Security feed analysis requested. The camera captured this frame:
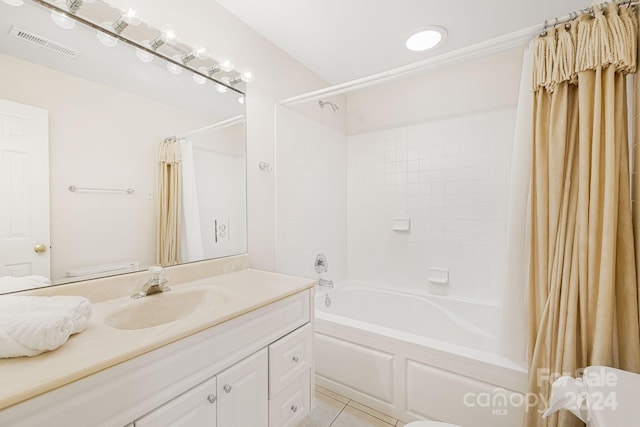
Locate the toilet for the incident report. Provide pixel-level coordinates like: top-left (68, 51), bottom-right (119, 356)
top-left (405, 422), bottom-right (461, 427)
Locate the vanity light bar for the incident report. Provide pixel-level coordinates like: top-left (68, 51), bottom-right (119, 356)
top-left (34, 0), bottom-right (252, 92)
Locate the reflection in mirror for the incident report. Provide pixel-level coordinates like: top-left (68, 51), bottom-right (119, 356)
top-left (0, 0), bottom-right (247, 293)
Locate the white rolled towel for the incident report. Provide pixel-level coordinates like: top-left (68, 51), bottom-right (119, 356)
top-left (0, 311), bottom-right (74, 358)
top-left (0, 295), bottom-right (92, 334)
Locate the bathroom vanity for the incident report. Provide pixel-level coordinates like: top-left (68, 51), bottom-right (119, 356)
top-left (0, 259), bottom-right (315, 427)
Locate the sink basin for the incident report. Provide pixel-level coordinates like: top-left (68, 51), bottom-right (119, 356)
top-left (104, 288), bottom-right (217, 330)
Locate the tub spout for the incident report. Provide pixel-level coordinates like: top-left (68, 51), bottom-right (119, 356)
top-left (318, 278), bottom-right (333, 289)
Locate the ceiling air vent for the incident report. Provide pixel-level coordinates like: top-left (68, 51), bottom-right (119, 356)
top-left (8, 25), bottom-right (80, 58)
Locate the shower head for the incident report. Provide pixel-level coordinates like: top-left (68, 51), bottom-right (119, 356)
top-left (318, 100), bottom-right (340, 113)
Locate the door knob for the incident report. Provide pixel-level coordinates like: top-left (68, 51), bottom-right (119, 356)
top-left (207, 394), bottom-right (216, 404)
top-left (34, 244), bottom-right (48, 254)
top-left (223, 384), bottom-right (232, 393)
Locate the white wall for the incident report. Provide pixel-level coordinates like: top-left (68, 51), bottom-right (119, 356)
top-left (276, 108), bottom-right (347, 281)
top-left (347, 48), bottom-right (523, 135)
top-left (343, 49), bottom-right (524, 302)
top-left (0, 53), bottom-right (209, 281)
top-left (106, 0), bottom-right (334, 271)
top-left (347, 108), bottom-right (515, 302)
top-left (192, 124), bottom-right (246, 259)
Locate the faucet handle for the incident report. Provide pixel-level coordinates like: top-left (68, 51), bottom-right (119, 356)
top-left (149, 266), bottom-right (163, 275)
top-left (148, 266), bottom-right (167, 283)
top-left (315, 253), bottom-right (328, 274)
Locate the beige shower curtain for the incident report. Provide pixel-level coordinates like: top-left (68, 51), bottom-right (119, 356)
top-left (157, 138), bottom-right (181, 267)
top-left (527, 4), bottom-right (640, 427)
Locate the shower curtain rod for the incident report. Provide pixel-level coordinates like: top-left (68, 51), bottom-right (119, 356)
top-left (172, 114), bottom-right (245, 139)
top-left (280, 0), bottom-right (639, 107)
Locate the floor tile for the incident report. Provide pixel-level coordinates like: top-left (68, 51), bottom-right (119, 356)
top-left (330, 405), bottom-right (395, 427)
top-left (348, 400), bottom-right (397, 425)
top-left (297, 393), bottom-right (346, 427)
top-left (316, 385), bottom-right (350, 404)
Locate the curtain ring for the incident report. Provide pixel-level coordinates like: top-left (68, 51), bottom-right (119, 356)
top-left (565, 14), bottom-right (573, 30)
top-left (540, 19), bottom-right (548, 37)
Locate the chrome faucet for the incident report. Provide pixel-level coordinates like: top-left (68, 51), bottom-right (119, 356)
top-left (315, 254), bottom-right (334, 289)
top-left (132, 266), bottom-right (170, 299)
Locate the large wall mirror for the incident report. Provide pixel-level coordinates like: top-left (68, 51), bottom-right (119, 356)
top-left (0, 0), bottom-right (247, 293)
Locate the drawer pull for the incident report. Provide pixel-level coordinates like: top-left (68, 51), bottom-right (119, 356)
top-left (292, 356), bottom-right (300, 363)
top-left (207, 394), bottom-right (217, 404)
top-left (291, 405), bottom-right (298, 413)
top-left (223, 384), bottom-right (232, 393)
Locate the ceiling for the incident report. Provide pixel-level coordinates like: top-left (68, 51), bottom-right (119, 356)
top-left (216, 0), bottom-right (592, 84)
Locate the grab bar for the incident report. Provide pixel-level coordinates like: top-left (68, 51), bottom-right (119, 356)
top-left (68, 185), bottom-right (135, 195)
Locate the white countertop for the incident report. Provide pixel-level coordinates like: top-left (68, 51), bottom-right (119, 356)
top-left (0, 268), bottom-right (315, 410)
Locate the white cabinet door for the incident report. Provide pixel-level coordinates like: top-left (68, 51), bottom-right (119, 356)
top-left (217, 348), bottom-right (268, 427)
top-left (134, 376), bottom-right (217, 427)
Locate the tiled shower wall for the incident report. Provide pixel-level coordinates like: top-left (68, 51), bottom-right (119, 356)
top-left (347, 108), bottom-right (516, 302)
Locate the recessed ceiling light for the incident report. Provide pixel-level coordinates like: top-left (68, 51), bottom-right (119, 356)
top-left (405, 26), bottom-right (446, 52)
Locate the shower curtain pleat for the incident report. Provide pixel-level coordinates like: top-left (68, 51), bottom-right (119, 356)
top-left (526, 4), bottom-right (640, 427)
top-left (157, 139), bottom-right (181, 267)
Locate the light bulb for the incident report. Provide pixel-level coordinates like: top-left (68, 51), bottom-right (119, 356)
top-left (1, 0), bottom-right (24, 6)
top-left (51, 10), bottom-right (76, 29)
top-left (218, 55), bottom-right (234, 72)
top-left (192, 73), bottom-right (206, 85)
top-left (149, 26), bottom-right (179, 50)
top-left (96, 26), bottom-right (117, 47)
top-left (112, 9), bottom-right (140, 34)
top-left (239, 67), bottom-right (254, 83)
top-left (123, 8), bottom-right (140, 25)
top-left (229, 67), bottom-right (254, 85)
top-left (135, 44), bottom-right (154, 63)
top-left (181, 47), bottom-right (208, 64)
top-left (166, 62), bottom-right (183, 75)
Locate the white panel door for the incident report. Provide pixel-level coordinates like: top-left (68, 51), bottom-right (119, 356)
top-left (217, 348), bottom-right (268, 427)
top-left (0, 99), bottom-right (50, 278)
top-left (134, 376), bottom-right (217, 427)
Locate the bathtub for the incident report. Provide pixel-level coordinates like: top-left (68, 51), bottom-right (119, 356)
top-left (314, 284), bottom-right (528, 427)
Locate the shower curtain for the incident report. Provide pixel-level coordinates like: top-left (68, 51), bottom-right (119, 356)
top-left (178, 139), bottom-right (204, 262)
top-left (499, 45), bottom-right (533, 364)
top-left (525, 4), bottom-right (640, 427)
top-left (157, 138), bottom-right (181, 266)
top-left (157, 138), bottom-right (204, 266)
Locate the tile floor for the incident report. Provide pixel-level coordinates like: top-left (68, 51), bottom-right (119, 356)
top-left (298, 385), bottom-right (407, 427)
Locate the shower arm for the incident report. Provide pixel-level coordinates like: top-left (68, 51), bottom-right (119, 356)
top-left (318, 100), bottom-right (340, 113)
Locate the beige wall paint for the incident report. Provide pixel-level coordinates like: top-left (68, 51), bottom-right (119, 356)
top-left (105, 0), bottom-right (338, 271)
top-left (0, 53), bottom-right (210, 280)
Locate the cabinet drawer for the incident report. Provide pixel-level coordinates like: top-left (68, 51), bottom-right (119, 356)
top-left (269, 323), bottom-right (313, 397)
top-left (134, 376), bottom-right (216, 426)
top-left (269, 370), bottom-right (311, 427)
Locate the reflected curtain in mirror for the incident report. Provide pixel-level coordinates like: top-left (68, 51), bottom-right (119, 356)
top-left (178, 139), bottom-right (204, 263)
top-left (157, 139), bottom-right (181, 267)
